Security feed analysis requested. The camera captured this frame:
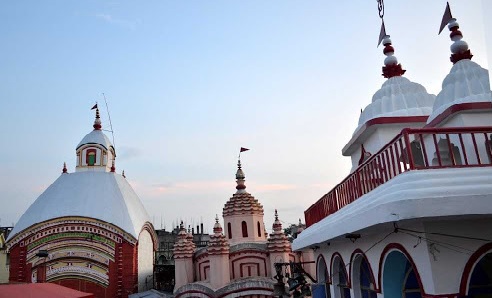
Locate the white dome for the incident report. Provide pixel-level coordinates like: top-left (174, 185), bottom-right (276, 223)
top-left (76, 130), bottom-right (113, 150)
top-left (427, 59), bottom-right (492, 123)
top-left (356, 76), bottom-right (435, 133)
top-left (8, 172), bottom-right (151, 240)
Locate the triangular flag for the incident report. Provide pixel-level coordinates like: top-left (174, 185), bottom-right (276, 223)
top-left (240, 147), bottom-right (249, 152)
top-left (91, 103), bottom-right (98, 110)
top-left (377, 21), bottom-right (387, 47)
top-left (439, 2), bottom-right (453, 35)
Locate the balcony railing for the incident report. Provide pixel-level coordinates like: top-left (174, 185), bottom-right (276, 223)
top-left (304, 126), bottom-right (492, 228)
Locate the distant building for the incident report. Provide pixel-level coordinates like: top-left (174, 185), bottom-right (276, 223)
top-left (0, 227), bottom-right (12, 283)
top-left (154, 225), bottom-right (210, 292)
top-left (173, 161), bottom-right (315, 298)
top-left (6, 109), bottom-right (157, 298)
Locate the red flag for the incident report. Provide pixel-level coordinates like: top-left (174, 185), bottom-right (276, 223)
top-left (377, 21), bottom-right (387, 47)
top-left (240, 147), bottom-right (249, 152)
top-left (91, 103), bottom-right (98, 110)
top-left (439, 2), bottom-right (453, 35)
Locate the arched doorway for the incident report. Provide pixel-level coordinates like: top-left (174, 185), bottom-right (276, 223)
top-left (351, 254), bottom-right (377, 298)
top-left (382, 250), bottom-right (422, 298)
top-left (313, 255), bottom-right (330, 298)
top-left (332, 256), bottom-right (351, 298)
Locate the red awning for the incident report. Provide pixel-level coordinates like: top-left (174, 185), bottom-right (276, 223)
top-left (0, 283), bottom-right (94, 298)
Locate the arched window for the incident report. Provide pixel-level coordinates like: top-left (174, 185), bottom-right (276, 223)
top-left (227, 223), bottom-right (232, 239)
top-left (332, 256), bottom-right (351, 298)
top-left (242, 221), bottom-right (248, 237)
top-left (257, 221), bottom-right (261, 237)
top-left (466, 252), bottom-right (492, 296)
top-left (359, 257), bottom-right (377, 298)
top-left (383, 250), bottom-right (422, 298)
top-left (86, 149), bottom-right (96, 166)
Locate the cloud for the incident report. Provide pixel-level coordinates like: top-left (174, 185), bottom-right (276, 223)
top-left (94, 13), bottom-right (140, 30)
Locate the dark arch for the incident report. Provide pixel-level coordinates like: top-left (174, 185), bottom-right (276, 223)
top-left (317, 254), bottom-right (329, 283)
top-left (332, 254), bottom-right (351, 298)
top-left (350, 249), bottom-right (378, 296)
top-left (257, 221), bottom-right (261, 237)
top-left (460, 242), bottom-right (492, 296)
top-left (241, 221), bottom-right (248, 237)
top-left (227, 222), bottom-right (232, 239)
top-left (378, 243), bottom-right (424, 298)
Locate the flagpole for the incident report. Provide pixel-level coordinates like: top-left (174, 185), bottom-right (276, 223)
top-left (102, 93), bottom-right (116, 150)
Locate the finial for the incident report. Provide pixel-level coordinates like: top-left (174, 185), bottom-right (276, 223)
top-left (62, 162), bottom-right (68, 174)
top-left (93, 107), bottom-right (102, 130)
top-left (235, 159), bottom-right (246, 193)
top-left (110, 160), bottom-right (115, 172)
top-left (381, 34), bottom-right (406, 78)
top-left (122, 170), bottom-right (126, 178)
top-left (215, 214), bottom-right (219, 224)
top-left (439, 2), bottom-right (472, 64)
top-left (298, 218), bottom-right (302, 225)
top-left (180, 221), bottom-right (184, 229)
top-left (275, 209), bottom-right (278, 221)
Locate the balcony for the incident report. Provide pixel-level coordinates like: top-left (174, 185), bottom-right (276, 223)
top-left (304, 126), bottom-right (492, 228)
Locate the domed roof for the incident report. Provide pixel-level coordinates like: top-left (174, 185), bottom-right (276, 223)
top-left (427, 59), bottom-right (491, 123)
top-left (355, 35), bottom-right (435, 134)
top-left (76, 129), bottom-right (113, 150)
top-left (357, 76), bottom-right (435, 128)
top-left (8, 171), bottom-right (151, 240)
top-left (222, 161), bottom-right (264, 217)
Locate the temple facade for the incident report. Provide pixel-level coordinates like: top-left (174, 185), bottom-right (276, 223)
top-left (6, 108), bottom-right (157, 298)
top-left (173, 161), bottom-right (316, 298)
top-left (294, 6), bottom-right (492, 298)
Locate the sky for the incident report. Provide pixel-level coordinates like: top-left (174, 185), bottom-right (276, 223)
top-left (0, 0), bottom-right (489, 234)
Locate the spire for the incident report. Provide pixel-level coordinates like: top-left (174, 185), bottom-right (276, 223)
top-left (235, 159), bottom-right (246, 193)
top-left (213, 215), bottom-right (223, 234)
top-left (93, 108), bottom-right (102, 130)
top-left (273, 209), bottom-right (282, 232)
top-left (62, 162), bottom-right (68, 174)
top-left (122, 170), bottom-right (126, 178)
top-left (440, 4), bottom-right (473, 64)
top-left (110, 160), bottom-right (115, 173)
top-left (381, 33), bottom-right (406, 78)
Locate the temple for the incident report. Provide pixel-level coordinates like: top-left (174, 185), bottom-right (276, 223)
top-left (294, 5), bottom-right (492, 298)
top-left (6, 108), bottom-right (157, 298)
top-left (173, 160), bottom-right (316, 298)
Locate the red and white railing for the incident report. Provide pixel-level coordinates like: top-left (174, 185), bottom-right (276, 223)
top-left (304, 126), bottom-right (492, 227)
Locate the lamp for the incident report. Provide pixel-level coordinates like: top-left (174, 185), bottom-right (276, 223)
top-left (272, 282), bottom-right (289, 297)
top-left (345, 233), bottom-right (361, 243)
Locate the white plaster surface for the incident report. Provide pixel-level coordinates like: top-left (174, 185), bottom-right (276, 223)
top-left (293, 167), bottom-right (492, 251)
top-left (138, 229), bottom-right (154, 292)
top-left (356, 76), bottom-right (435, 135)
top-left (427, 59), bottom-right (492, 124)
top-left (76, 129), bottom-right (114, 150)
top-left (8, 171), bottom-right (151, 240)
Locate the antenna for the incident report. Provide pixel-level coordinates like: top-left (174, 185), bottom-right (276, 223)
top-left (102, 93), bottom-right (116, 149)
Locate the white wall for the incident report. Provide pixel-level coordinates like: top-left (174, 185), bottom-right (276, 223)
top-left (137, 229), bottom-right (154, 292)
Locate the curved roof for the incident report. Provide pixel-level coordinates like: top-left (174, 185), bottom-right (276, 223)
top-left (356, 76), bottom-right (435, 134)
top-left (8, 172), bottom-right (150, 240)
top-left (427, 59), bottom-right (491, 123)
top-left (76, 130), bottom-right (113, 151)
top-left (223, 192), bottom-right (264, 217)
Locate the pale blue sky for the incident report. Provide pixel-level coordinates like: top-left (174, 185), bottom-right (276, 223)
top-left (0, 1), bottom-right (488, 233)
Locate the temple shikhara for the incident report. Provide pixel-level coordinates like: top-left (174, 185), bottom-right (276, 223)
top-left (173, 160), bottom-right (315, 298)
top-left (294, 4), bottom-right (492, 298)
top-left (6, 108), bottom-right (157, 298)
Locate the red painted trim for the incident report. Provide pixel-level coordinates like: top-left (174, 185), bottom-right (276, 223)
top-left (231, 255), bottom-right (267, 279)
top-left (329, 252), bottom-right (350, 287)
top-left (459, 242), bottom-right (492, 296)
top-left (240, 262), bottom-right (260, 278)
top-left (86, 149), bottom-right (97, 166)
top-left (203, 265), bottom-right (210, 281)
top-left (377, 243), bottom-right (424, 296)
top-left (175, 290), bottom-right (214, 298)
top-left (344, 116), bottom-right (429, 155)
top-left (426, 102), bottom-right (492, 128)
top-left (217, 287), bottom-right (273, 298)
top-left (316, 254), bottom-right (329, 283)
top-left (349, 249), bottom-right (379, 292)
top-left (198, 260), bottom-right (210, 281)
top-left (328, 252), bottom-right (343, 285)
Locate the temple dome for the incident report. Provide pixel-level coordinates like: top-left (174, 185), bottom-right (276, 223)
top-left (427, 59), bottom-right (491, 123)
top-left (223, 193), bottom-right (264, 217)
top-left (7, 172), bottom-right (151, 240)
top-left (357, 76), bottom-right (435, 132)
top-left (76, 129), bottom-right (113, 151)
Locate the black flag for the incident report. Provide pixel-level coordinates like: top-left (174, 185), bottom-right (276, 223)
top-left (91, 103), bottom-right (98, 110)
top-left (377, 21), bottom-right (387, 47)
top-left (439, 2), bottom-right (453, 35)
